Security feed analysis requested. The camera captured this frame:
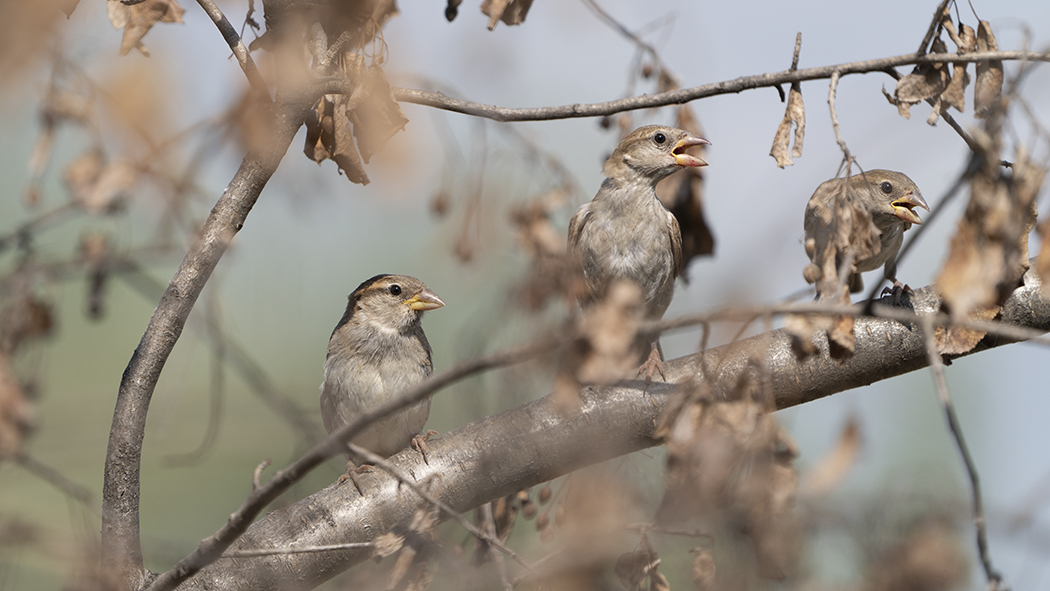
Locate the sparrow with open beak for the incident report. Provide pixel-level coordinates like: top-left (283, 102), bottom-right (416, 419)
top-left (320, 274), bottom-right (444, 488)
top-left (803, 169), bottom-right (929, 294)
top-left (568, 125), bottom-right (710, 380)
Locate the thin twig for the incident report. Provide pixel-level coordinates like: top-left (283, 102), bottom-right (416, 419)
top-left (827, 71), bottom-right (852, 164)
top-left (916, 0), bottom-right (953, 55)
top-left (918, 316), bottom-right (1006, 591)
top-left (377, 51), bottom-right (1050, 123)
top-left (347, 443), bottom-right (531, 570)
top-left (195, 0), bottom-right (269, 100)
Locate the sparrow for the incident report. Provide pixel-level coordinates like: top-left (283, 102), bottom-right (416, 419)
top-left (320, 274), bottom-right (444, 487)
top-left (568, 125), bottom-right (710, 380)
top-left (803, 170), bottom-right (928, 295)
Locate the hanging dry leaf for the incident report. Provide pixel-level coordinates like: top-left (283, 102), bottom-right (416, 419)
top-left (938, 140), bottom-right (1041, 317)
top-left (481, 0), bottom-right (534, 30)
top-left (691, 547), bottom-right (716, 591)
top-left (933, 304), bottom-right (1000, 355)
top-left (0, 352), bottom-right (34, 460)
top-left (615, 550), bottom-right (659, 591)
top-left (770, 83), bottom-right (805, 168)
top-left (866, 524), bottom-right (969, 591)
top-left (974, 21), bottom-right (1003, 119)
top-left (800, 416), bottom-right (861, 497)
top-left (346, 65), bottom-right (409, 164)
top-left (304, 95), bottom-right (370, 184)
top-left (885, 60), bottom-right (949, 119)
top-left (63, 148), bottom-right (136, 213)
top-left (107, 0), bottom-right (185, 57)
top-left (554, 281), bottom-right (642, 412)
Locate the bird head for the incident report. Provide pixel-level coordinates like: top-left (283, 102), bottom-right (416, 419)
top-left (602, 125), bottom-right (710, 184)
top-left (337, 274), bottom-right (444, 335)
top-left (851, 170), bottom-right (929, 227)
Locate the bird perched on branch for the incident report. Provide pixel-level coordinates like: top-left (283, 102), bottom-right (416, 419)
top-left (803, 169), bottom-right (929, 296)
top-left (320, 274), bottom-right (444, 489)
top-left (568, 125), bottom-right (710, 380)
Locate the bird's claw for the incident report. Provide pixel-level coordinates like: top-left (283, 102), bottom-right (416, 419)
top-left (636, 343), bottom-right (667, 387)
top-left (411, 430), bottom-right (439, 465)
top-left (338, 460), bottom-right (371, 495)
top-left (880, 281), bottom-right (913, 305)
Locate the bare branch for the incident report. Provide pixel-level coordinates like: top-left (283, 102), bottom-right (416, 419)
top-left (100, 97), bottom-right (310, 591)
top-left (168, 276), bottom-right (1050, 590)
top-left (377, 51), bottom-right (1050, 123)
top-left (195, 0), bottom-right (269, 99)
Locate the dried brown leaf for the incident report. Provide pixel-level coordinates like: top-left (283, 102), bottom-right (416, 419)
top-left (372, 532), bottom-right (404, 558)
top-left (304, 95), bottom-right (370, 185)
top-left (770, 83), bottom-right (805, 168)
top-left (107, 0), bottom-right (185, 57)
top-left (615, 550), bottom-right (658, 591)
top-left (691, 548), bottom-right (716, 591)
top-left (934, 305), bottom-right (1000, 355)
top-left (888, 62), bottom-right (949, 119)
top-left (974, 21), bottom-right (1003, 119)
top-left (938, 139), bottom-right (1041, 316)
top-left (867, 524), bottom-right (968, 591)
top-left (0, 353), bottom-right (34, 460)
top-left (63, 149), bottom-right (135, 214)
top-left (481, 0), bottom-right (534, 30)
top-left (801, 416), bottom-right (861, 497)
top-left (346, 65), bottom-right (409, 164)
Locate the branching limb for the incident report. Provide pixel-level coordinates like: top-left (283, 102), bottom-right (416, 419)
top-left (100, 96), bottom-right (311, 591)
top-left (167, 276), bottom-right (1050, 590)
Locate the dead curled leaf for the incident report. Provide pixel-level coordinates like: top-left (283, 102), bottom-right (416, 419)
top-left (481, 0), bottom-right (534, 30)
top-left (974, 20), bottom-right (1004, 119)
top-left (770, 83), bottom-right (805, 168)
top-left (553, 281), bottom-right (642, 412)
top-left (0, 352), bottom-right (34, 460)
top-left (933, 304), bottom-right (1000, 355)
top-left (62, 148), bottom-right (136, 214)
top-left (884, 56), bottom-right (949, 119)
top-left (303, 62), bottom-right (408, 185)
top-left (937, 139), bottom-right (1043, 318)
top-left (691, 547), bottom-right (716, 591)
top-left (106, 0), bottom-right (185, 56)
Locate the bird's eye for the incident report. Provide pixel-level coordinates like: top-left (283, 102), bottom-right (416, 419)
top-left (653, 132), bottom-right (667, 144)
top-left (880, 181), bottom-right (893, 194)
top-left (388, 284), bottom-right (402, 296)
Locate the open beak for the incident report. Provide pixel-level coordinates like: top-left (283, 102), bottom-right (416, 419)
top-left (673, 134), bottom-right (711, 167)
top-left (891, 191), bottom-right (930, 225)
top-left (405, 289), bottom-right (445, 311)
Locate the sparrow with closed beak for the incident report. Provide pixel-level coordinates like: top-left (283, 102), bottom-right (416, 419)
top-left (320, 274), bottom-right (444, 488)
top-left (568, 125), bottom-right (710, 380)
top-left (803, 169), bottom-right (929, 295)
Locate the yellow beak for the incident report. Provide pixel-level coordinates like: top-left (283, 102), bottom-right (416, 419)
top-left (405, 289), bottom-right (445, 311)
top-left (891, 191), bottom-right (930, 225)
top-left (673, 134), bottom-right (711, 167)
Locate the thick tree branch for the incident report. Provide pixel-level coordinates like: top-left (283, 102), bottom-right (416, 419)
top-left (170, 273), bottom-right (1050, 590)
top-left (379, 51), bottom-right (1050, 122)
top-left (100, 98), bottom-right (308, 591)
